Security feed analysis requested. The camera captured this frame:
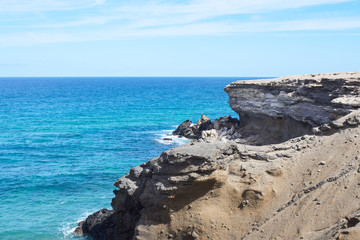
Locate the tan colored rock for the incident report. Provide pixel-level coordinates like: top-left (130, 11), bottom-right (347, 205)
top-left (201, 129), bottom-right (218, 139)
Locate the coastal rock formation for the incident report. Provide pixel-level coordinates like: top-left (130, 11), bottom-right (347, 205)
top-left (172, 120), bottom-right (194, 138)
top-left (172, 115), bottom-right (213, 139)
top-left (173, 115), bottom-right (241, 141)
top-left (77, 72), bottom-right (360, 240)
top-left (225, 72), bottom-right (360, 144)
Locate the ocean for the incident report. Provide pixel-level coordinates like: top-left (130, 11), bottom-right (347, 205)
top-left (0, 77), bottom-right (260, 239)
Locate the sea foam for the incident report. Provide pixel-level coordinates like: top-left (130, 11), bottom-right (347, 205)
top-left (154, 129), bottom-right (189, 146)
top-left (59, 211), bottom-right (92, 239)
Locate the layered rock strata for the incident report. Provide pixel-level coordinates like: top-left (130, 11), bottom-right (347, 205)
top-left (77, 72), bottom-right (360, 240)
top-left (225, 72), bottom-right (360, 144)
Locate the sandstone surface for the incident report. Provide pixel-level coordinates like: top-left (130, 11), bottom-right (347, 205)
top-left (77, 72), bottom-right (360, 240)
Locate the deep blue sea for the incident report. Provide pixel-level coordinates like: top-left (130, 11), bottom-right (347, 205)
top-left (0, 77), bottom-right (260, 239)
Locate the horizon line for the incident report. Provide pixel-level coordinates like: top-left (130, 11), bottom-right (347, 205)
top-left (0, 76), bottom-right (277, 78)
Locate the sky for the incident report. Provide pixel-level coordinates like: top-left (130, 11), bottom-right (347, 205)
top-left (0, 0), bottom-right (359, 77)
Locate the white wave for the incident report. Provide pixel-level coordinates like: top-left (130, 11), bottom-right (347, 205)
top-left (154, 129), bottom-right (189, 146)
top-left (59, 211), bottom-right (93, 239)
top-left (172, 122), bottom-right (195, 128)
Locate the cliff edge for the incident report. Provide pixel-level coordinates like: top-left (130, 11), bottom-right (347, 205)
top-left (76, 72), bottom-right (360, 240)
top-left (225, 72), bottom-right (360, 144)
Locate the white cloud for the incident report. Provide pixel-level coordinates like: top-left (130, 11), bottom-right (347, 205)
top-left (3, 0), bottom-right (352, 29)
top-left (0, 0), bottom-right (358, 45)
top-left (0, 0), bottom-right (105, 12)
top-left (1, 17), bottom-right (360, 46)
top-left (98, 0), bottom-right (354, 28)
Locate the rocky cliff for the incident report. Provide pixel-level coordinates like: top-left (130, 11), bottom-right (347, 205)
top-left (76, 72), bottom-right (360, 240)
top-left (225, 72), bottom-right (360, 144)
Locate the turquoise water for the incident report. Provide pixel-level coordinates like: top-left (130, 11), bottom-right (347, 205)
top-left (0, 77), bottom-right (259, 239)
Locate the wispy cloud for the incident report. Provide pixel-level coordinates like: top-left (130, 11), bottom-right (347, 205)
top-left (0, 0), bottom-right (358, 45)
top-left (0, 0), bottom-right (351, 14)
top-left (2, 17), bottom-right (360, 46)
top-left (0, 0), bottom-right (105, 12)
top-left (25, 0), bottom-right (354, 28)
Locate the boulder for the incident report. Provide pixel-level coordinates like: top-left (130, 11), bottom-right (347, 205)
top-left (172, 120), bottom-right (192, 136)
top-left (172, 115), bottom-right (214, 139)
top-left (196, 114), bottom-right (213, 131)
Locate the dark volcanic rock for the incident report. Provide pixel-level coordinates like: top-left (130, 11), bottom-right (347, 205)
top-left (77, 209), bottom-right (117, 240)
top-left (172, 115), bottom-right (214, 139)
top-left (196, 114), bottom-right (213, 132)
top-left (213, 115), bottom-right (239, 131)
top-left (172, 120), bottom-right (192, 136)
top-left (173, 115), bottom-right (242, 141)
top-left (172, 120), bottom-right (198, 139)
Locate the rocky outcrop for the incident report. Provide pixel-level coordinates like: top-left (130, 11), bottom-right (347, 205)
top-left (173, 115), bottom-right (241, 141)
top-left (77, 140), bottom-right (241, 239)
top-left (77, 72), bottom-right (360, 240)
top-left (172, 73), bottom-right (360, 145)
top-left (225, 72), bottom-right (360, 144)
top-left (172, 120), bottom-right (195, 138)
top-left (172, 115), bottom-right (213, 139)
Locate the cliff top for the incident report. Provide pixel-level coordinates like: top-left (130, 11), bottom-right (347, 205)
top-left (227, 71), bottom-right (360, 86)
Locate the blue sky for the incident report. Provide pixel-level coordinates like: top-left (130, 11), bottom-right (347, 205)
top-left (0, 0), bottom-right (359, 77)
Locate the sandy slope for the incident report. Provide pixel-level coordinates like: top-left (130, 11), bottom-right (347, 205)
top-left (133, 126), bottom-right (359, 240)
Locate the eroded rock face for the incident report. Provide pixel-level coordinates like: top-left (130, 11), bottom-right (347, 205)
top-left (79, 127), bottom-right (360, 240)
top-left (225, 72), bottom-right (360, 143)
top-left (79, 140), bottom-right (241, 239)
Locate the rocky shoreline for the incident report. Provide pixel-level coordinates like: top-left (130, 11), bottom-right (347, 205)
top-left (172, 115), bottom-right (241, 141)
top-left (76, 72), bottom-right (360, 240)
